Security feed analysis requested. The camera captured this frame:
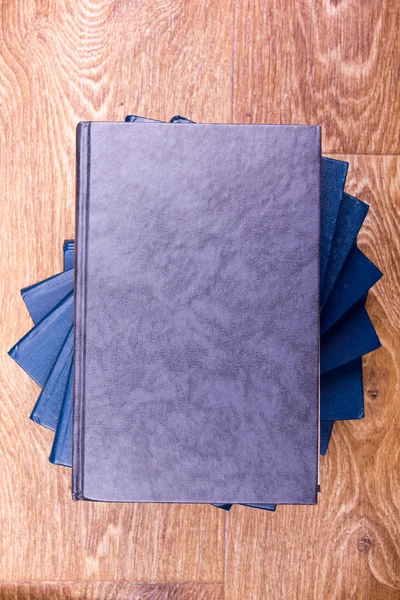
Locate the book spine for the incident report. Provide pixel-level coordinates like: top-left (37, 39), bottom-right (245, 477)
top-left (72, 122), bottom-right (91, 500)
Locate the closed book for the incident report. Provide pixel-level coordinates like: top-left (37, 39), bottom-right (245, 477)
top-left (21, 269), bottom-right (74, 324)
top-left (8, 292), bottom-right (73, 387)
top-left (320, 158), bottom-right (349, 285)
top-left (168, 115), bottom-right (347, 290)
top-left (73, 122), bottom-right (320, 504)
top-left (30, 327), bottom-right (74, 430)
top-left (28, 242), bottom-right (75, 430)
top-left (320, 246), bottom-right (383, 336)
top-left (50, 365), bottom-right (74, 467)
top-left (321, 193), bottom-right (369, 307)
top-left (320, 358), bottom-right (364, 421)
top-left (63, 240), bottom-right (75, 270)
top-left (320, 301), bottom-right (381, 374)
top-left (320, 421), bottom-right (334, 455)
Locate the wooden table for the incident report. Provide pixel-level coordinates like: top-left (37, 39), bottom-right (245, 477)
top-left (0, 2), bottom-right (399, 598)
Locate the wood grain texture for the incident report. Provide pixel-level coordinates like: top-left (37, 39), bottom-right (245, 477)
top-left (0, 0), bottom-right (399, 597)
top-left (233, 0), bottom-right (400, 154)
top-left (225, 155), bottom-right (400, 600)
top-left (0, 0), bottom-right (230, 583)
top-left (0, 583), bottom-right (223, 600)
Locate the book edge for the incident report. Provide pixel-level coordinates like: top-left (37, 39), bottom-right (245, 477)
top-left (72, 122), bottom-right (91, 500)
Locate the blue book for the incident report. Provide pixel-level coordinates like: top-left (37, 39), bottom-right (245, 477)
top-left (321, 358), bottom-right (364, 420)
top-left (63, 240), bottom-right (75, 270)
top-left (320, 421), bottom-right (334, 455)
top-left (30, 327), bottom-right (74, 430)
top-left (21, 242), bottom-right (74, 324)
top-left (320, 302), bottom-right (381, 375)
top-left (8, 292), bottom-right (74, 387)
top-left (49, 365), bottom-right (73, 467)
top-left (27, 242), bottom-right (75, 430)
top-left (320, 246), bottom-right (382, 336)
top-left (21, 269), bottom-right (74, 325)
top-left (321, 193), bottom-right (369, 307)
top-left (320, 158), bottom-right (349, 286)
top-left (125, 115), bottom-right (163, 123)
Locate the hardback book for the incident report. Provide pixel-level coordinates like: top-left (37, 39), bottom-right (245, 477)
top-left (165, 115), bottom-right (349, 293)
top-left (21, 269), bottom-right (74, 324)
top-left (319, 158), bottom-right (349, 286)
top-left (320, 300), bottom-right (381, 374)
top-left (8, 292), bottom-right (73, 386)
top-left (30, 327), bottom-right (74, 430)
top-left (320, 246), bottom-right (383, 336)
top-left (29, 242), bottom-right (75, 430)
top-left (321, 194), bottom-right (369, 307)
top-left (63, 240), bottom-right (75, 271)
top-left (320, 358), bottom-right (364, 421)
top-left (320, 420), bottom-right (334, 456)
top-left (73, 122), bottom-right (321, 504)
top-left (50, 365), bottom-right (74, 466)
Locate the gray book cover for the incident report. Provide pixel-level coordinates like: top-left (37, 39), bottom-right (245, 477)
top-left (73, 122), bottom-right (321, 504)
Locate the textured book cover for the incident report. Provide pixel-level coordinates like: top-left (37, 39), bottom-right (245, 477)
top-left (319, 158), bottom-right (348, 286)
top-left (50, 365), bottom-right (74, 466)
top-left (321, 193), bottom-right (369, 307)
top-left (73, 122), bottom-right (321, 504)
top-left (63, 240), bottom-right (75, 271)
top-left (30, 327), bottom-right (74, 430)
top-left (8, 292), bottom-right (73, 387)
top-left (320, 358), bottom-right (364, 421)
top-left (320, 301), bottom-right (381, 374)
top-left (320, 246), bottom-right (383, 336)
top-left (21, 269), bottom-right (74, 324)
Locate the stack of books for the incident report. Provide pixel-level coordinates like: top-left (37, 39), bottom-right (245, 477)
top-left (9, 115), bottom-right (382, 511)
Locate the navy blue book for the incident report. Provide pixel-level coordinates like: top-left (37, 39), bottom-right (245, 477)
top-left (30, 327), bottom-right (74, 430)
top-left (320, 158), bottom-right (349, 286)
top-left (320, 246), bottom-right (383, 336)
top-left (21, 269), bottom-right (74, 325)
top-left (50, 365), bottom-right (73, 467)
top-left (321, 193), bottom-right (369, 307)
top-left (8, 292), bottom-right (73, 386)
top-left (320, 301), bottom-right (381, 375)
top-left (125, 115), bottom-right (163, 123)
top-left (320, 421), bottom-right (334, 455)
top-left (63, 240), bottom-right (75, 270)
top-left (28, 242), bottom-right (75, 430)
top-left (321, 358), bottom-right (364, 420)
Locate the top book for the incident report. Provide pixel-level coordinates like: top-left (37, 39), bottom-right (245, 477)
top-left (73, 122), bottom-right (321, 505)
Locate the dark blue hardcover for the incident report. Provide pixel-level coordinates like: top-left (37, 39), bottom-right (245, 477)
top-left (49, 365), bottom-right (73, 467)
top-left (320, 421), bottom-right (334, 455)
top-left (21, 269), bottom-right (74, 325)
top-left (320, 302), bottom-right (381, 375)
top-left (63, 240), bottom-right (75, 270)
top-left (320, 158), bottom-right (349, 286)
top-left (8, 292), bottom-right (74, 386)
top-left (321, 193), bottom-right (369, 307)
top-left (320, 246), bottom-right (383, 336)
top-left (125, 115), bottom-right (163, 123)
top-left (321, 358), bottom-right (364, 420)
top-left (30, 327), bottom-right (74, 430)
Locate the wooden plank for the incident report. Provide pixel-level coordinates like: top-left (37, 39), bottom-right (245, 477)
top-left (0, 583), bottom-right (224, 600)
top-left (225, 154), bottom-right (400, 600)
top-left (0, 0), bottom-right (231, 582)
top-left (233, 0), bottom-right (400, 154)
